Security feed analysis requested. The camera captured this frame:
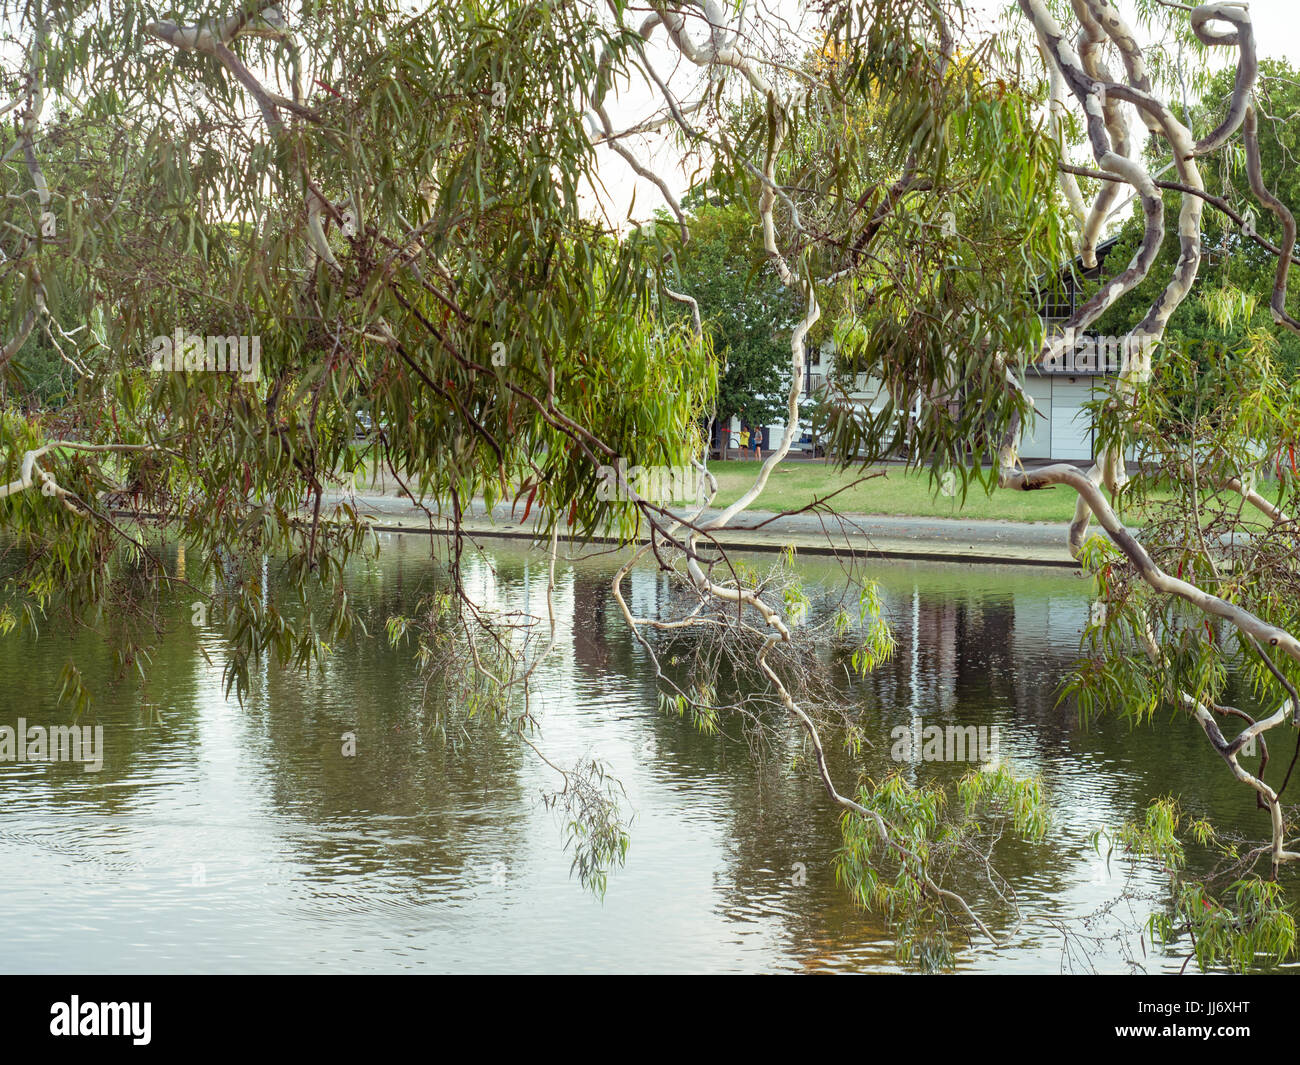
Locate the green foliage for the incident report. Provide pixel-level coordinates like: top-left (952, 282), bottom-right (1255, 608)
top-left (836, 766), bottom-right (1048, 971)
top-left (805, 40), bottom-right (1072, 487)
top-left (849, 579), bottom-right (894, 675)
top-left (1063, 335), bottom-right (1300, 735)
top-left (658, 687), bottom-right (721, 737)
top-left (664, 202), bottom-right (804, 428)
top-left (1097, 798), bottom-right (1298, 972)
top-left (542, 756), bottom-right (632, 898)
top-left (0, 0), bottom-right (715, 708)
top-left (5, 0), bottom-right (1295, 962)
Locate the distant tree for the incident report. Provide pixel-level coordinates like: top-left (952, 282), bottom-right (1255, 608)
top-left (665, 201), bottom-right (804, 440)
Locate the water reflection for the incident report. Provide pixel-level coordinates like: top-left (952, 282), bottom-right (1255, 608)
top-left (0, 536), bottom-right (1291, 972)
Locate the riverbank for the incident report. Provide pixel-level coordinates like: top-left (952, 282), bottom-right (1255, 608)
top-left (337, 492), bottom-right (1080, 568)
top-left (344, 455), bottom-right (1098, 524)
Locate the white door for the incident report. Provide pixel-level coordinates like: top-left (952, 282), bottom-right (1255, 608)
top-left (1050, 377), bottom-right (1095, 460)
top-left (1020, 376), bottom-right (1053, 459)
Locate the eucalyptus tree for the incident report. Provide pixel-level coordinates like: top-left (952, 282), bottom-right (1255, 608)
top-left (1087, 58), bottom-right (1300, 375)
top-left (999, 0), bottom-right (1300, 969)
top-left (3, 0), bottom-right (1294, 970)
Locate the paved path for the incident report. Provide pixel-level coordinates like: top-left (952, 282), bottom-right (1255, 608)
top-left (329, 492), bottom-right (1079, 568)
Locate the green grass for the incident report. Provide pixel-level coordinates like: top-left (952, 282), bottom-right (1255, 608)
top-left (706, 461), bottom-right (1082, 521)
top-left (708, 461), bottom-right (1290, 523)
top-left (343, 450), bottom-right (1284, 526)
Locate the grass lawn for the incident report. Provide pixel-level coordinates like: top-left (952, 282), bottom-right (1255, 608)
top-left (342, 447), bottom-right (1283, 526)
top-left (706, 461), bottom-right (1083, 522)
top-left (708, 461), bottom-right (1289, 523)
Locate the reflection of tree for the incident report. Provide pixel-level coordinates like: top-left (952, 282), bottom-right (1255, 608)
top-left (0, 542), bottom-right (213, 819)
top-left (954, 594), bottom-right (1016, 707)
top-left (249, 547), bottom-right (534, 888)
top-left (1011, 593), bottom-right (1090, 720)
top-left (706, 729), bottom-right (904, 971)
top-left (858, 577), bottom-right (1085, 727)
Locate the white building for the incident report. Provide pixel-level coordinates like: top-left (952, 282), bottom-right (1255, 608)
top-left (1019, 235), bottom-right (1125, 462)
top-left (713, 344), bottom-right (915, 457)
top-left (768, 237), bottom-right (1123, 463)
top-left (786, 343), bottom-right (1109, 463)
top-left (1017, 369), bottom-right (1102, 461)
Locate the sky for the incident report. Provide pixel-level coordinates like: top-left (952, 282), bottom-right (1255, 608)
top-left (587, 0), bottom-right (1300, 227)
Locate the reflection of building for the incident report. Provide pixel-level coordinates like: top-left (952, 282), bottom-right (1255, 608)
top-left (863, 589), bottom-right (960, 721)
top-left (913, 589), bottom-right (959, 716)
top-left (1010, 592), bottom-right (1092, 716)
top-left (627, 566), bottom-right (663, 623)
top-left (571, 576), bottom-right (610, 672)
top-left (862, 580), bottom-right (1089, 724)
top-left (570, 566), bottom-right (685, 682)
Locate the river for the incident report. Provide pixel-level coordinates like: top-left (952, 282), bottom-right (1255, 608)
top-left (0, 533), bottom-right (1290, 973)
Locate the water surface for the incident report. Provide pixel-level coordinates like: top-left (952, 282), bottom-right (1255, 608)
top-left (0, 536), bottom-right (1286, 972)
